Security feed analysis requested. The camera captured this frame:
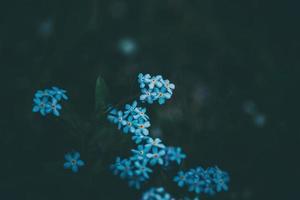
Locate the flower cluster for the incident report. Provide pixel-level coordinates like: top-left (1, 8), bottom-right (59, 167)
top-left (108, 74), bottom-right (185, 189)
top-left (110, 137), bottom-right (181, 189)
top-left (141, 187), bottom-right (174, 200)
top-left (138, 73), bottom-right (175, 105)
top-left (174, 166), bottom-right (229, 196)
top-left (32, 87), bottom-right (68, 117)
top-left (64, 151), bottom-right (85, 173)
top-left (108, 101), bottom-right (151, 136)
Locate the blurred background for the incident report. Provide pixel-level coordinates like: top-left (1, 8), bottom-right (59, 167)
top-left (0, 0), bottom-right (299, 199)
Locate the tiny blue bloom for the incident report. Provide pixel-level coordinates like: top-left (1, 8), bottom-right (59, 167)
top-left (124, 100), bottom-right (138, 116)
top-left (45, 98), bottom-right (62, 116)
top-left (131, 145), bottom-right (151, 161)
top-left (51, 86), bottom-right (68, 100)
top-left (123, 115), bottom-right (138, 134)
top-left (140, 88), bottom-right (156, 104)
top-left (135, 119), bottom-right (151, 136)
top-left (153, 87), bottom-right (172, 105)
top-left (117, 159), bottom-right (134, 178)
top-left (174, 171), bottom-right (187, 187)
top-left (64, 151), bottom-right (85, 173)
top-left (134, 160), bottom-right (152, 179)
top-left (145, 138), bottom-right (165, 149)
top-left (168, 147), bottom-right (186, 164)
top-left (32, 97), bottom-right (49, 116)
top-left (146, 147), bottom-right (165, 166)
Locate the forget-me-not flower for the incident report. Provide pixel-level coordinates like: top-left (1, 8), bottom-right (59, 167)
top-left (145, 138), bottom-right (165, 149)
top-left (135, 119), bottom-right (151, 135)
top-left (131, 145), bottom-right (151, 161)
top-left (64, 152), bottom-right (85, 173)
top-left (146, 147), bottom-right (165, 166)
top-left (134, 160), bottom-right (152, 179)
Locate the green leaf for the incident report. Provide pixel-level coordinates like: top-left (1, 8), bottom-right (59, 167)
top-left (95, 75), bottom-right (108, 116)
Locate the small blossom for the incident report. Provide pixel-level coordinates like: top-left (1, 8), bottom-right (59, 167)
top-left (134, 160), bottom-right (152, 179)
top-left (131, 145), bottom-right (151, 161)
top-left (45, 98), bottom-right (62, 116)
top-left (123, 116), bottom-right (137, 134)
top-left (135, 119), bottom-right (151, 135)
top-left (140, 88), bottom-right (156, 104)
top-left (50, 86), bottom-right (68, 100)
top-left (174, 171), bottom-right (187, 187)
top-left (133, 107), bottom-right (149, 121)
top-left (146, 147), bottom-right (165, 166)
top-left (154, 87), bottom-right (171, 105)
top-left (132, 134), bottom-right (149, 144)
top-left (64, 152), bottom-right (85, 173)
top-left (32, 97), bottom-right (48, 116)
top-left (124, 100), bottom-right (138, 116)
top-left (138, 73), bottom-right (151, 88)
top-left (117, 159), bottom-right (134, 178)
top-left (168, 147), bottom-right (186, 164)
top-left (148, 75), bottom-right (163, 89)
top-left (145, 138), bottom-right (165, 149)
top-left (162, 79), bottom-right (175, 94)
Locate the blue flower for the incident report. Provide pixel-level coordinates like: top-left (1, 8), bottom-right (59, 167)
top-left (134, 160), bottom-right (152, 179)
top-left (45, 98), bottom-right (62, 116)
top-left (64, 152), bottom-right (85, 173)
top-left (145, 138), bottom-right (165, 149)
top-left (174, 171), bottom-right (187, 187)
top-left (50, 86), bottom-right (68, 100)
top-left (208, 167), bottom-right (230, 192)
top-left (146, 147), bottom-right (165, 166)
top-left (133, 107), bottom-right (149, 121)
top-left (108, 110), bottom-right (127, 130)
top-left (34, 89), bottom-right (52, 98)
top-left (32, 97), bottom-right (49, 116)
top-left (138, 73), bottom-right (151, 88)
top-left (135, 119), bottom-right (151, 135)
top-left (123, 116), bottom-right (138, 134)
top-left (162, 79), bottom-right (175, 95)
top-left (107, 108), bottom-right (118, 122)
top-left (132, 134), bottom-right (149, 144)
top-left (153, 87), bottom-right (171, 105)
top-left (168, 147), bottom-right (186, 164)
top-left (117, 159), bottom-right (134, 178)
top-left (131, 145), bottom-right (151, 161)
top-left (148, 75), bottom-right (163, 89)
top-left (124, 100), bottom-right (138, 116)
top-left (140, 88), bottom-right (156, 104)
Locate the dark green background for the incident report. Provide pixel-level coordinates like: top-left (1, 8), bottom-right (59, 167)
top-left (0, 0), bottom-right (298, 199)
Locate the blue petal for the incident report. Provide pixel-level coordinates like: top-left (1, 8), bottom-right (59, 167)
top-left (64, 162), bottom-right (72, 169)
top-left (77, 160), bottom-right (85, 166)
top-left (71, 165), bottom-right (79, 173)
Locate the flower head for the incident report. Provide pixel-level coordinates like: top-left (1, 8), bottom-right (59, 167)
top-left (64, 152), bottom-right (85, 173)
top-left (138, 73), bottom-right (175, 105)
top-left (146, 147), bottom-right (165, 166)
top-left (32, 87), bottom-right (67, 117)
